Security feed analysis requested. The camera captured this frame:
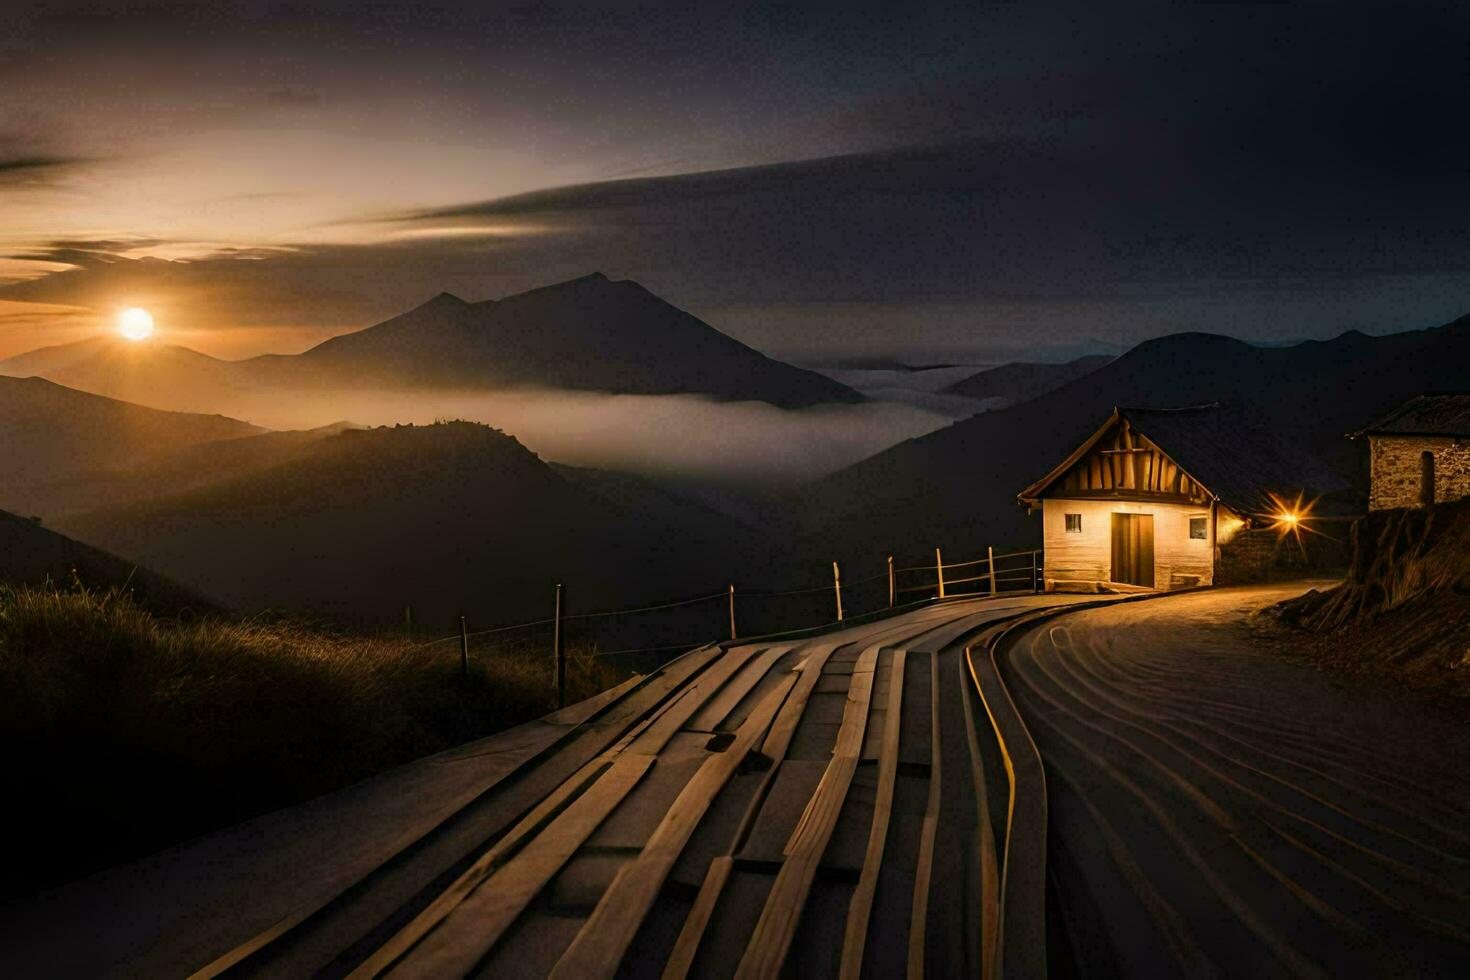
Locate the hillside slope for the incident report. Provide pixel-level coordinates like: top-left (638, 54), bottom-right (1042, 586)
top-left (1274, 498), bottom-right (1470, 698)
top-left (0, 376), bottom-right (263, 503)
top-left (942, 354), bottom-right (1111, 403)
top-left (0, 509), bottom-right (210, 612)
top-left (9, 423), bottom-right (357, 520)
top-left (61, 422), bottom-right (752, 626)
top-left (0, 335), bottom-right (257, 413)
top-left (798, 316), bottom-right (1470, 565)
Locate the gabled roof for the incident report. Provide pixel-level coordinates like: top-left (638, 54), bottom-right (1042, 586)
top-left (1355, 393), bottom-right (1470, 438)
top-left (1017, 403), bottom-right (1345, 517)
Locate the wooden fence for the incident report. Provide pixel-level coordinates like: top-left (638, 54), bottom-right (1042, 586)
top-left (417, 544), bottom-right (1043, 706)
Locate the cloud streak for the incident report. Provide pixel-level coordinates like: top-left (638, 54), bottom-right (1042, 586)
top-left (1, 4), bottom-right (1467, 359)
top-left (0, 154), bottom-right (88, 188)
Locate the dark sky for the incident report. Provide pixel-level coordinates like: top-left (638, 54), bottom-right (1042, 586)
top-left (1, 1), bottom-right (1466, 359)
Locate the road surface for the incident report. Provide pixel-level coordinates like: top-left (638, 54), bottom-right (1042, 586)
top-left (1004, 585), bottom-right (1470, 977)
top-left (6, 585), bottom-right (1466, 978)
top-left (0, 592), bottom-right (1090, 978)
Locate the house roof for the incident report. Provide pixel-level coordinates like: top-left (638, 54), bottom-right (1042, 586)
top-left (1355, 393), bottom-right (1470, 438)
top-left (1017, 403), bottom-right (1346, 517)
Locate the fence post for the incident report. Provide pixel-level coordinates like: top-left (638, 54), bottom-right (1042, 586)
top-left (553, 583), bottom-right (566, 709)
top-left (988, 546), bottom-right (997, 597)
top-left (404, 604), bottom-right (413, 638)
top-left (887, 555), bottom-right (895, 608)
top-left (935, 548), bottom-right (946, 598)
top-left (1032, 550), bottom-right (1040, 593)
top-left (832, 561), bottom-right (844, 621)
top-left (728, 583), bottom-right (737, 641)
top-left (459, 615), bottom-right (470, 678)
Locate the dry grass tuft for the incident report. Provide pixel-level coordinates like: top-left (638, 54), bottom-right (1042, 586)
top-left (0, 583), bottom-right (628, 898)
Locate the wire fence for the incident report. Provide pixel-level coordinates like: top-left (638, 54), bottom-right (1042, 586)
top-left (409, 543), bottom-right (1042, 706)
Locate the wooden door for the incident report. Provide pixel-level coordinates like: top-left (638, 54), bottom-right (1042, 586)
top-left (1110, 513), bottom-right (1155, 587)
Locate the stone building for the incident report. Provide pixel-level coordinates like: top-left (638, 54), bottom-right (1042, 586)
top-left (1018, 404), bottom-right (1342, 591)
top-left (1356, 394), bottom-right (1470, 510)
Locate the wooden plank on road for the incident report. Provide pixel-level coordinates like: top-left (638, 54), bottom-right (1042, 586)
top-left (760, 640), bottom-right (843, 761)
top-left (187, 644), bottom-right (725, 980)
top-left (734, 640), bottom-right (883, 980)
top-left (549, 671), bottom-right (800, 980)
top-left (839, 648), bottom-right (906, 980)
top-left (631, 645), bottom-right (767, 755)
top-left (908, 643), bottom-right (943, 979)
top-left (968, 616), bottom-right (1051, 980)
top-left (689, 646), bottom-right (791, 731)
top-left (660, 855), bottom-right (733, 980)
top-left (347, 759), bottom-right (613, 978)
top-left (959, 640), bottom-right (1002, 975)
top-left (383, 755), bottom-right (655, 978)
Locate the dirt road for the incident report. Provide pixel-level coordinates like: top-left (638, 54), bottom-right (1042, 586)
top-left (1003, 585), bottom-right (1470, 977)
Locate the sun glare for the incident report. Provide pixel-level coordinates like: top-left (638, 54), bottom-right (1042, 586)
top-left (117, 307), bottom-right (155, 341)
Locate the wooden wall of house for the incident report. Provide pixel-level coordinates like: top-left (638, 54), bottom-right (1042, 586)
top-left (1054, 418), bottom-right (1211, 503)
top-left (1041, 498), bottom-right (1216, 589)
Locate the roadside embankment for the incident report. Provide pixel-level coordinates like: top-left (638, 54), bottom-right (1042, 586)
top-left (1272, 498), bottom-right (1470, 700)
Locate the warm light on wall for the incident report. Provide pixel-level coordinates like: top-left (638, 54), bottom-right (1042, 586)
top-left (1216, 513), bottom-right (1246, 545)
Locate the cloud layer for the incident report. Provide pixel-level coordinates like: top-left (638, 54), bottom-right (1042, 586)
top-left (1, 3), bottom-right (1467, 359)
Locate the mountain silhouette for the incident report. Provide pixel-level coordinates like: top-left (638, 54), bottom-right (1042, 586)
top-left (271, 273), bottom-right (862, 406)
top-left (15, 422), bottom-right (359, 520)
top-left (0, 335), bottom-right (259, 414)
top-left (61, 421), bottom-right (753, 628)
top-left (0, 376), bottom-right (263, 510)
top-left (942, 354), bottom-right (1112, 404)
top-left (0, 275), bottom-right (862, 411)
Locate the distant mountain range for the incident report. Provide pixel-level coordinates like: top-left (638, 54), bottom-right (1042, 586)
top-left (0, 274), bottom-right (861, 413)
top-left (10, 305), bottom-right (1470, 631)
top-left (941, 354), bottom-right (1112, 404)
top-left (799, 315), bottom-right (1470, 568)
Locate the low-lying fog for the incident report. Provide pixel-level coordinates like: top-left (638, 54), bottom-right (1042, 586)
top-left (236, 387), bottom-right (972, 483)
top-left (803, 363), bottom-right (995, 417)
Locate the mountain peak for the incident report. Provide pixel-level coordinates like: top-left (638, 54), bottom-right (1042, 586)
top-left (418, 291), bottom-right (468, 310)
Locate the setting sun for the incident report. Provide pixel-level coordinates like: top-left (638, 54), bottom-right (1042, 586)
top-left (117, 307), bottom-right (155, 341)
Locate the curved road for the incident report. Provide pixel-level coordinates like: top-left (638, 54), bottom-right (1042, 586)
top-left (1003, 585), bottom-right (1470, 977)
top-left (7, 585), bottom-right (1467, 978)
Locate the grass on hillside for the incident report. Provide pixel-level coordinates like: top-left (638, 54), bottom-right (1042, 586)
top-left (0, 583), bottom-right (628, 899)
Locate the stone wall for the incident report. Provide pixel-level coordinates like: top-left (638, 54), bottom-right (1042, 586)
top-left (1369, 434), bottom-right (1470, 510)
top-left (1216, 522), bottom-right (1352, 585)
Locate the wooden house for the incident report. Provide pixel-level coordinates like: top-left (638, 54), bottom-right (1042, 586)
top-left (1354, 394), bottom-right (1470, 510)
top-left (1017, 404), bottom-right (1332, 591)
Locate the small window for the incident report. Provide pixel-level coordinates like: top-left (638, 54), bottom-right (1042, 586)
top-left (1189, 517), bottom-right (1208, 540)
top-left (1065, 513), bottom-right (1082, 533)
